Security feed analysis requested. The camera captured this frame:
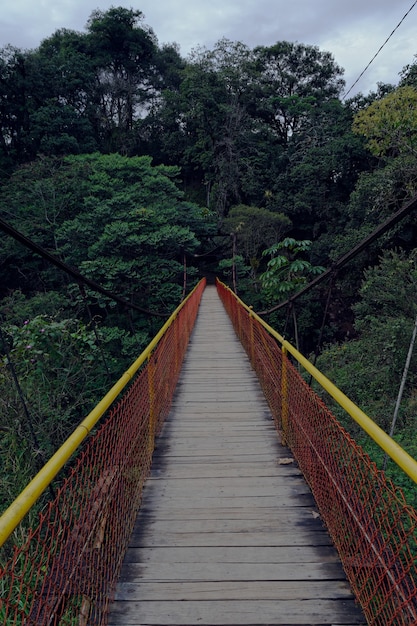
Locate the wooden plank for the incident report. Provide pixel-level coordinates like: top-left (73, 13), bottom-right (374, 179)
top-left (136, 500), bottom-right (321, 516)
top-left (156, 445), bottom-right (281, 456)
top-left (122, 545), bottom-right (342, 565)
top-left (128, 516), bottom-right (323, 535)
top-left (126, 530), bottom-right (335, 548)
top-left (142, 479), bottom-right (311, 498)
top-left (137, 504), bottom-right (316, 519)
top-left (149, 454), bottom-right (285, 465)
top-left (159, 425), bottom-right (275, 432)
top-left (118, 561), bottom-right (349, 582)
top-left (137, 496), bottom-right (318, 514)
top-left (160, 429), bottom-right (277, 437)
top-left (142, 497), bottom-right (318, 511)
top-left (167, 408), bottom-right (272, 415)
top-left (148, 464), bottom-right (302, 479)
top-left (108, 599), bottom-right (365, 625)
top-left (113, 579), bottom-right (355, 601)
top-left (155, 430), bottom-right (280, 439)
top-left (142, 475), bottom-right (308, 489)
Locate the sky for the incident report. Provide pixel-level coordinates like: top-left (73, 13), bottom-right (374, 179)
top-left (1, 0), bottom-right (417, 97)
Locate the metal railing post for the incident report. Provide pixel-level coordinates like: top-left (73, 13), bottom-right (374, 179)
top-left (281, 345), bottom-right (289, 446)
top-left (148, 353), bottom-right (156, 454)
top-left (249, 309), bottom-right (255, 367)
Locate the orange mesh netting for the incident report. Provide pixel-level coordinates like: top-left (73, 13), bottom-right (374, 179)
top-left (217, 279), bottom-right (417, 626)
top-left (0, 279), bottom-right (205, 625)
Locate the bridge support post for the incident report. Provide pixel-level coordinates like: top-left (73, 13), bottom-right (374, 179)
top-left (148, 354), bottom-right (156, 454)
top-left (174, 314), bottom-right (180, 373)
top-left (249, 311), bottom-right (255, 368)
top-left (281, 346), bottom-right (288, 446)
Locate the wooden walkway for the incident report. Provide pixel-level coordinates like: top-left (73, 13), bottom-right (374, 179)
top-left (108, 286), bottom-right (365, 625)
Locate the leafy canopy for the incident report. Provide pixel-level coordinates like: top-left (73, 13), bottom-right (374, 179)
top-left (352, 86), bottom-right (417, 157)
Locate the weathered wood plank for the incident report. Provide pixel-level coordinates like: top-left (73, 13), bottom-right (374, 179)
top-left (142, 480), bottom-right (312, 500)
top-left (126, 530), bottom-right (335, 548)
top-left (129, 516), bottom-right (323, 535)
top-left (137, 504), bottom-right (316, 519)
top-left (113, 579), bottom-right (355, 601)
top-left (153, 455), bottom-right (282, 464)
top-left (143, 475), bottom-right (308, 488)
top-left (155, 445), bottom-right (281, 456)
top-left (122, 545), bottom-right (342, 565)
top-left (158, 427), bottom-right (275, 434)
top-left (108, 599), bottom-right (364, 625)
top-left (148, 464), bottom-right (302, 479)
top-left (118, 561), bottom-right (348, 582)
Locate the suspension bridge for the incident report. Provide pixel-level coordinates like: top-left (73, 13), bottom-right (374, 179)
top-left (1, 279), bottom-right (417, 625)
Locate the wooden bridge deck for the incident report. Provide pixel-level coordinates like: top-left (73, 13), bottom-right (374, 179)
top-left (108, 285), bottom-right (365, 625)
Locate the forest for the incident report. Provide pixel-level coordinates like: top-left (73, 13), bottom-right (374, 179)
top-left (1, 6), bottom-right (417, 511)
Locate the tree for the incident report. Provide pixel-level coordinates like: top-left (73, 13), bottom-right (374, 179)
top-left (0, 155), bottom-right (93, 298)
top-left (0, 152), bottom-right (210, 319)
top-left (0, 9), bottom-right (168, 164)
top-left (0, 307), bottom-right (113, 511)
top-left (32, 28), bottom-right (98, 155)
top-left (268, 98), bottom-right (369, 244)
top-left (0, 31), bottom-right (101, 165)
top-left (251, 42), bottom-right (345, 145)
top-left (0, 152), bottom-right (213, 500)
top-left (146, 39), bottom-right (261, 219)
top-left (352, 86), bottom-right (417, 158)
top-left (85, 7), bottom-right (158, 152)
top-left (155, 40), bottom-right (346, 226)
top-left (223, 204), bottom-right (291, 283)
top-left (0, 46), bottom-right (37, 165)
top-left (260, 238), bottom-right (324, 349)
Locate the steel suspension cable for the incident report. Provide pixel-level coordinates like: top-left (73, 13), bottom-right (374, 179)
top-left (259, 191), bottom-right (417, 315)
top-left (0, 217), bottom-right (168, 318)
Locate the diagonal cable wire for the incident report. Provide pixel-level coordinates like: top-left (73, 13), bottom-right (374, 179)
top-left (258, 191), bottom-right (417, 315)
top-left (343, 0), bottom-right (417, 99)
top-left (0, 216), bottom-right (168, 318)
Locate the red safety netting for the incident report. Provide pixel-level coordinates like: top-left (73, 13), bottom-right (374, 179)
top-left (0, 279), bottom-right (205, 625)
top-left (217, 279), bottom-right (417, 626)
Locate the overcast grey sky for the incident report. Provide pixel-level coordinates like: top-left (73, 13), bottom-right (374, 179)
top-left (1, 1), bottom-right (417, 97)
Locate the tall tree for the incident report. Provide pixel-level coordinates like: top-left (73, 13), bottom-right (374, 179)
top-left (273, 98), bottom-right (369, 244)
top-left (148, 39), bottom-right (260, 219)
top-left (0, 47), bottom-right (36, 166)
top-left (0, 8), bottom-right (166, 163)
top-left (86, 7), bottom-right (158, 152)
top-left (251, 42), bottom-right (345, 145)
top-left (33, 28), bottom-right (98, 154)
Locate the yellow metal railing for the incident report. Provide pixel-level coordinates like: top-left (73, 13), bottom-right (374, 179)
top-left (0, 279), bottom-right (205, 548)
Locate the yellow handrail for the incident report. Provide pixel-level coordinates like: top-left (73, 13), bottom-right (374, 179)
top-left (219, 280), bottom-right (417, 485)
top-left (0, 281), bottom-right (204, 547)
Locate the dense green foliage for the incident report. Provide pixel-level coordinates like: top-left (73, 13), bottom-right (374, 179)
top-left (315, 251), bottom-right (417, 505)
top-left (2, 6), bottom-right (417, 512)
